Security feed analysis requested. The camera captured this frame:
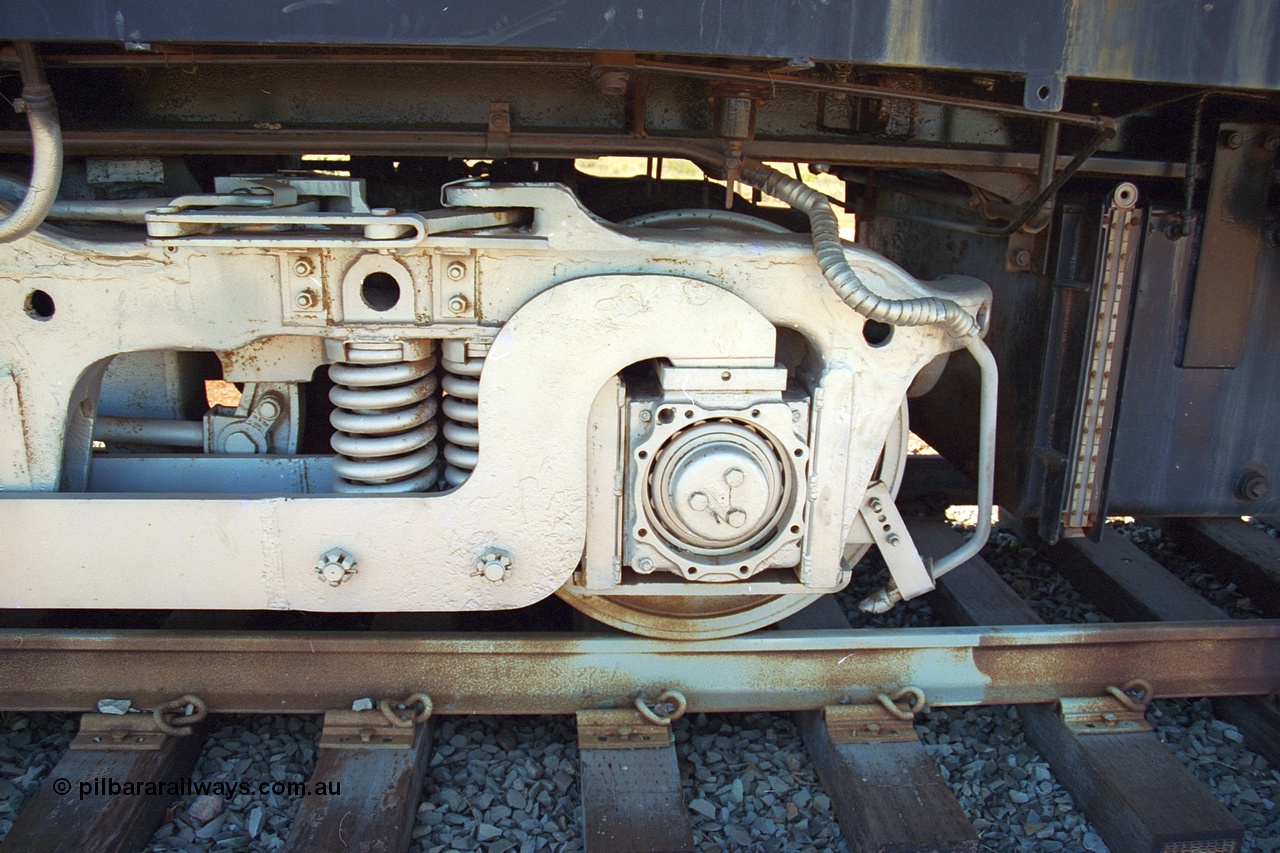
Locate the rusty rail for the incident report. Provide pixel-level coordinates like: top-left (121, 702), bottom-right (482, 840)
top-left (0, 621), bottom-right (1274, 715)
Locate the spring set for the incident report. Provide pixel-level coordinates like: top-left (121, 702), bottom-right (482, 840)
top-left (440, 339), bottom-right (483, 488)
top-left (329, 342), bottom-right (440, 493)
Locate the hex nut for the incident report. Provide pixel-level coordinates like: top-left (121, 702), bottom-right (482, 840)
top-left (292, 258), bottom-right (314, 277)
top-left (448, 294), bottom-right (470, 313)
top-left (316, 547), bottom-right (358, 587)
top-left (446, 261), bottom-right (467, 281)
top-left (476, 549), bottom-right (512, 583)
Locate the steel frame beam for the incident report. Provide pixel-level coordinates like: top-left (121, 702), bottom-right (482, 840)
top-left (0, 621), bottom-right (1274, 714)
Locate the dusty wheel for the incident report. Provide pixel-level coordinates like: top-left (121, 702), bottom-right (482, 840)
top-left (557, 401), bottom-right (910, 639)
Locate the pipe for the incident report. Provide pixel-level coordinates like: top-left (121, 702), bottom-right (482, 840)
top-left (0, 43), bottom-right (62, 242)
top-left (857, 336), bottom-right (999, 613)
top-left (739, 159), bottom-right (979, 337)
top-left (92, 416), bottom-right (205, 448)
top-left (929, 336), bottom-right (998, 576)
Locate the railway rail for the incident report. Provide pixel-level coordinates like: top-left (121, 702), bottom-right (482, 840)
top-left (0, 468), bottom-right (1277, 853)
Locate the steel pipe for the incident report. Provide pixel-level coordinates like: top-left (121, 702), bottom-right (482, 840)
top-left (0, 43), bottom-right (62, 243)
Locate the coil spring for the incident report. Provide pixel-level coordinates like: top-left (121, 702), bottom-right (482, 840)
top-left (440, 339), bottom-right (482, 488)
top-left (329, 344), bottom-right (439, 493)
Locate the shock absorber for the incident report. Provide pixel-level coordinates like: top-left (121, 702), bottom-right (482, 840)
top-left (329, 341), bottom-right (439, 493)
top-left (440, 339), bottom-right (483, 487)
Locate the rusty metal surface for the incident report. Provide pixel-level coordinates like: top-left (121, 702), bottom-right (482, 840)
top-left (2, 1), bottom-right (1279, 90)
top-left (0, 129), bottom-right (1184, 178)
top-left (0, 622), bottom-right (1275, 715)
top-left (1181, 123), bottom-right (1279, 369)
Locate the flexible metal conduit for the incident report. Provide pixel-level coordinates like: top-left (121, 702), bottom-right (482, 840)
top-left (738, 158), bottom-right (996, 608)
top-left (0, 43), bottom-right (60, 243)
top-left (738, 160), bottom-right (979, 338)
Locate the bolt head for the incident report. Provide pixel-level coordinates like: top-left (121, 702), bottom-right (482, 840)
top-left (594, 69), bottom-right (630, 96)
top-left (295, 290), bottom-right (318, 309)
top-left (723, 467), bottom-right (745, 487)
top-left (639, 409), bottom-right (652, 423)
top-left (292, 258), bottom-right (314, 277)
top-left (1224, 131), bottom-right (1244, 149)
top-left (1236, 470), bottom-right (1269, 502)
top-left (1013, 249), bottom-right (1032, 267)
top-left (446, 261), bottom-right (467, 281)
top-left (635, 556), bottom-right (655, 572)
top-left (255, 396), bottom-right (281, 421)
top-left (447, 294), bottom-right (470, 313)
top-left (885, 533), bottom-right (901, 546)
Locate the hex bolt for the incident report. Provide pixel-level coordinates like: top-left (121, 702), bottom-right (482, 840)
top-left (292, 258), bottom-right (314, 277)
top-left (869, 497), bottom-right (883, 513)
top-left (885, 533), bottom-right (900, 546)
top-left (1223, 131), bottom-right (1243, 149)
top-left (1013, 249), bottom-right (1032, 267)
top-left (446, 261), bottom-right (467, 281)
top-left (315, 548), bottom-right (358, 587)
top-left (295, 289), bottom-right (318, 309)
top-left (635, 556), bottom-right (655, 572)
top-left (639, 410), bottom-right (652, 423)
top-left (447, 294), bottom-right (470, 313)
top-left (688, 492), bottom-right (709, 511)
top-left (727, 509), bottom-right (747, 528)
top-left (723, 467), bottom-right (745, 487)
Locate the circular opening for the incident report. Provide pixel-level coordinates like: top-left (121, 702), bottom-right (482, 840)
top-left (721, 371), bottom-right (732, 381)
top-left (657, 408), bottom-right (675, 425)
top-left (637, 450), bottom-right (648, 460)
top-left (684, 409), bottom-right (694, 419)
top-left (790, 524), bottom-right (800, 534)
top-left (24, 290), bottom-right (54, 321)
top-left (976, 305), bottom-right (989, 332)
top-left (793, 448), bottom-right (804, 457)
top-left (360, 272), bottom-right (401, 312)
top-left (739, 566), bottom-right (750, 575)
top-left (1037, 85), bottom-right (1051, 101)
top-left (637, 528), bottom-right (648, 537)
top-left (863, 319), bottom-right (892, 346)
top-left (751, 408), bottom-right (761, 418)
top-left (687, 566), bottom-right (698, 575)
